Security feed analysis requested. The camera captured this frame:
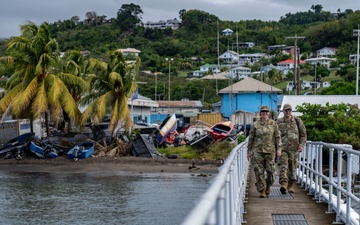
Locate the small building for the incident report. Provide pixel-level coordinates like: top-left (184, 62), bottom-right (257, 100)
top-left (231, 66), bottom-right (252, 79)
top-left (144, 18), bottom-right (181, 30)
top-left (118, 48), bottom-right (141, 57)
top-left (238, 53), bottom-right (266, 66)
top-left (277, 59), bottom-right (305, 70)
top-left (305, 57), bottom-right (336, 69)
top-left (222, 28), bottom-right (234, 36)
top-left (219, 50), bottom-right (239, 64)
top-left (316, 47), bottom-right (337, 58)
top-left (218, 77), bottom-right (283, 118)
top-left (349, 54), bottom-right (359, 65)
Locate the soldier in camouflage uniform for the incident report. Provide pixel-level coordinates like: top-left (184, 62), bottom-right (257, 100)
top-left (247, 106), bottom-right (282, 198)
top-left (276, 103), bottom-right (307, 194)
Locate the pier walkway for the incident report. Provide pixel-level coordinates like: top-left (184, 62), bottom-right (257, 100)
top-left (245, 168), bottom-right (336, 225)
top-left (181, 140), bottom-right (360, 225)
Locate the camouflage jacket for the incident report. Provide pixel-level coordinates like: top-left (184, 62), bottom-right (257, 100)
top-left (276, 116), bottom-right (307, 152)
top-left (247, 119), bottom-right (282, 154)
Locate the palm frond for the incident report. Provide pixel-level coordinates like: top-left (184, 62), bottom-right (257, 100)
top-left (12, 78), bottom-right (38, 115)
top-left (31, 81), bottom-right (48, 119)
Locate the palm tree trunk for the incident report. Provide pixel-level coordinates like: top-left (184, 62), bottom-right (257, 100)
top-left (45, 112), bottom-right (50, 137)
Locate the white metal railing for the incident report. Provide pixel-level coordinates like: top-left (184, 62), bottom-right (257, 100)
top-left (180, 139), bottom-right (250, 225)
top-left (181, 139), bottom-right (360, 225)
top-left (299, 141), bottom-right (360, 225)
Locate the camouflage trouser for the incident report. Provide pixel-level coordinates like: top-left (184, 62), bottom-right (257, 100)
top-left (279, 150), bottom-right (298, 183)
top-left (252, 152), bottom-right (275, 192)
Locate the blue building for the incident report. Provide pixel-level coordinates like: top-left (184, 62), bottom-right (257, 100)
top-left (218, 77), bottom-right (283, 118)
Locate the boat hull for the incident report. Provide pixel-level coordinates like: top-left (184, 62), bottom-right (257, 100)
top-left (67, 142), bottom-right (95, 159)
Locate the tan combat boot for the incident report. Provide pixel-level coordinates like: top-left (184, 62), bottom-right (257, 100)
top-left (265, 185), bottom-right (271, 195)
top-left (259, 189), bottom-right (266, 198)
top-left (280, 182), bottom-right (287, 194)
top-left (287, 182), bottom-right (295, 193)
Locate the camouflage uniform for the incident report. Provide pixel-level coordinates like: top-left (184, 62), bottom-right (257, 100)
top-left (277, 115), bottom-right (307, 184)
top-left (247, 116), bottom-right (282, 193)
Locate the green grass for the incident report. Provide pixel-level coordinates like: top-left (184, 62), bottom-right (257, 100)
top-left (158, 141), bottom-right (234, 160)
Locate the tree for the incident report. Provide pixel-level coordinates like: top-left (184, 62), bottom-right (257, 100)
top-left (116, 3), bottom-right (143, 31)
top-left (311, 4), bottom-right (323, 14)
top-left (0, 21), bottom-right (81, 136)
top-left (297, 103), bottom-right (360, 149)
top-left (309, 64), bottom-right (330, 81)
top-left (80, 50), bottom-right (140, 137)
top-left (85, 11), bottom-right (100, 26)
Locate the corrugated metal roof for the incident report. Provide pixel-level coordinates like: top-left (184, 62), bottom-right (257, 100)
top-left (279, 95), bottom-right (360, 118)
top-left (218, 77), bottom-right (282, 94)
top-left (156, 100), bottom-right (203, 108)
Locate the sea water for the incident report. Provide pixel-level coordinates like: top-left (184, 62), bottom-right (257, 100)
top-left (0, 171), bottom-right (213, 225)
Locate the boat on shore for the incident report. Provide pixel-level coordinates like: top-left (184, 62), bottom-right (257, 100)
top-left (67, 141), bottom-right (95, 160)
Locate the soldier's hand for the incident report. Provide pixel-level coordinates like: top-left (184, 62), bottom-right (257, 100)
top-left (276, 150), bottom-right (281, 158)
top-left (247, 153), bottom-right (251, 160)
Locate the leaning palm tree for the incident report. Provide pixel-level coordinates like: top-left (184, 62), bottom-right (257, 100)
top-left (80, 50), bottom-right (140, 137)
top-left (0, 21), bottom-right (81, 136)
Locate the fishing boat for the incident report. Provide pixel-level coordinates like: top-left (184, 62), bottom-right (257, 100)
top-left (207, 121), bottom-right (236, 142)
top-left (67, 141), bottom-right (95, 160)
top-left (0, 133), bottom-right (34, 158)
top-left (29, 141), bottom-right (58, 158)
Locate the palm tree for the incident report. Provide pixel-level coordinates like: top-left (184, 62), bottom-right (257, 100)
top-left (60, 50), bottom-right (89, 132)
top-left (0, 21), bottom-right (81, 136)
top-left (80, 50), bottom-right (140, 137)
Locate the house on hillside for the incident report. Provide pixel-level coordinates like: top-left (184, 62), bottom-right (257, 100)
top-left (277, 59), bottom-right (305, 70)
top-left (238, 53), bottom-right (266, 66)
top-left (316, 47), bottom-right (337, 58)
top-left (219, 50), bottom-right (239, 64)
top-left (218, 77), bottom-right (282, 118)
top-left (349, 54), bottom-right (359, 65)
top-left (144, 18), bottom-right (181, 30)
top-left (192, 64), bottom-right (225, 77)
top-left (231, 66), bottom-right (252, 79)
top-left (118, 48), bottom-right (141, 57)
top-left (222, 28), bottom-right (233, 36)
top-left (305, 57), bottom-right (336, 69)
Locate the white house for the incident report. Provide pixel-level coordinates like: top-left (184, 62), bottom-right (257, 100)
top-left (238, 53), bottom-right (266, 66)
top-left (144, 18), bottom-right (181, 30)
top-left (238, 42), bottom-right (255, 48)
top-left (222, 28), bottom-right (233, 36)
top-left (349, 54), bottom-right (358, 65)
top-left (219, 50), bottom-right (239, 64)
top-left (316, 47), bottom-right (337, 58)
top-left (192, 64), bottom-right (224, 77)
top-left (305, 57), bottom-right (336, 69)
top-left (231, 66), bottom-right (252, 79)
top-left (118, 48), bottom-right (141, 57)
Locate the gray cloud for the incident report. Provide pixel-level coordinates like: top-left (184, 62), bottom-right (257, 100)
top-left (0, 0), bottom-right (359, 38)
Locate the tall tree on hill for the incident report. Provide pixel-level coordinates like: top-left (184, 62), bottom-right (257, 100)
top-left (116, 3), bottom-right (143, 31)
top-left (80, 50), bottom-right (140, 137)
top-left (0, 21), bottom-right (81, 136)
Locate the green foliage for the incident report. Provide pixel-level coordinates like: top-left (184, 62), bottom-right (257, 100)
top-left (320, 82), bottom-right (355, 95)
top-left (297, 103), bottom-right (360, 149)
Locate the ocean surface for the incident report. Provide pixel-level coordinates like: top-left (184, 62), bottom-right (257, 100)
top-left (0, 171), bottom-right (213, 225)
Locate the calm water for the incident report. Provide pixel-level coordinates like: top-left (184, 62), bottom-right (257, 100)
top-left (0, 171), bottom-right (213, 225)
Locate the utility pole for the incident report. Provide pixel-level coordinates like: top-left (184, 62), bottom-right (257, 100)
top-left (286, 35), bottom-right (305, 95)
top-left (353, 25), bottom-right (360, 95)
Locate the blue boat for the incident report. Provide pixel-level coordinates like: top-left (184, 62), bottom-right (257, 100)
top-left (29, 141), bottom-right (58, 159)
top-left (67, 141), bottom-right (95, 160)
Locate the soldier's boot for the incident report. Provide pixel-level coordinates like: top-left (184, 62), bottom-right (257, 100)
top-left (259, 189), bottom-right (266, 198)
top-left (287, 182), bottom-right (295, 193)
top-left (265, 185), bottom-right (271, 195)
top-left (280, 181), bottom-right (287, 194)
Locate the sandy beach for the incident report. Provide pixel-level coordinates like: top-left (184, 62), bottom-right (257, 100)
top-left (0, 156), bottom-right (222, 174)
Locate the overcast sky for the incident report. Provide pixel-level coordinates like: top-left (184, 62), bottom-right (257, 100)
top-left (1, 0), bottom-right (359, 39)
